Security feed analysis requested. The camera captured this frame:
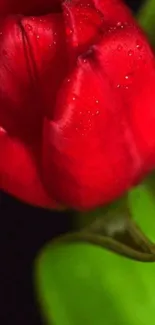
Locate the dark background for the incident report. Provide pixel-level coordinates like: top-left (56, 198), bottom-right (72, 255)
top-left (1, 1), bottom-right (144, 325)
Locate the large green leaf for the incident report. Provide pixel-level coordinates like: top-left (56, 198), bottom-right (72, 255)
top-left (35, 243), bottom-right (155, 325)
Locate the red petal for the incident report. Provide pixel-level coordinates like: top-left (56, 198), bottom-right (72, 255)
top-left (62, 0), bottom-right (134, 63)
top-left (1, 0), bottom-right (154, 209)
top-left (93, 0), bottom-right (135, 30)
top-left (42, 54), bottom-right (141, 210)
top-left (94, 23), bottom-right (155, 168)
top-left (0, 14), bottom-right (67, 142)
top-left (0, 14), bottom-right (68, 206)
top-left (0, 0), bottom-right (62, 15)
top-left (0, 127), bottom-right (57, 207)
top-left (63, 0), bottom-right (104, 60)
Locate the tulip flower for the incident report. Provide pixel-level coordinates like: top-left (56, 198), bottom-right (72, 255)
top-left (1, 0), bottom-right (155, 210)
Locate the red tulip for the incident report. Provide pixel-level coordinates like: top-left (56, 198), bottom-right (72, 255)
top-left (0, 0), bottom-right (155, 210)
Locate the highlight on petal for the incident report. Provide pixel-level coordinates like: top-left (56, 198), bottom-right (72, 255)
top-left (42, 53), bottom-right (140, 210)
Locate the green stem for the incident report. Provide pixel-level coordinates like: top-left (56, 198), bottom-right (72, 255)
top-left (76, 196), bottom-right (127, 230)
top-left (57, 194), bottom-right (155, 262)
top-left (138, 0), bottom-right (155, 46)
top-left (75, 206), bottom-right (107, 229)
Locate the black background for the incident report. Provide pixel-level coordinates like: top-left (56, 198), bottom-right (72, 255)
top-left (1, 1), bottom-right (144, 324)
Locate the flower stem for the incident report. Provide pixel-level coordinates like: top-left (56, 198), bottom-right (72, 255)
top-left (75, 196), bottom-right (127, 230)
top-left (55, 193), bottom-right (155, 262)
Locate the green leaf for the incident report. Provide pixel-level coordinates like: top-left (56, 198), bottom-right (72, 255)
top-left (129, 176), bottom-right (155, 245)
top-left (35, 241), bottom-right (155, 325)
top-left (138, 0), bottom-right (155, 46)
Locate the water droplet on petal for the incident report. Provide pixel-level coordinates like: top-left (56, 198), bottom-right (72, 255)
top-left (36, 35), bottom-right (40, 39)
top-left (117, 44), bottom-right (122, 51)
top-left (136, 41), bottom-right (142, 50)
top-left (95, 99), bottom-right (99, 104)
top-left (116, 21), bottom-right (124, 29)
top-left (117, 84), bottom-right (121, 88)
top-left (0, 126), bottom-right (6, 133)
top-left (66, 27), bottom-right (73, 36)
top-left (124, 73), bottom-right (133, 89)
top-left (128, 49), bottom-right (133, 56)
top-left (108, 26), bottom-right (116, 32)
top-left (0, 32), bottom-right (3, 35)
top-left (125, 75), bottom-right (129, 80)
top-left (96, 110), bottom-right (100, 115)
top-left (25, 24), bottom-right (32, 31)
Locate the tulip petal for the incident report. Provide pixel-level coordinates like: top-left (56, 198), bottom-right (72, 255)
top-left (0, 0), bottom-right (154, 209)
top-left (0, 14), bottom-right (67, 207)
top-left (94, 23), bottom-right (155, 168)
top-left (0, 14), bottom-right (67, 141)
top-left (94, 0), bottom-right (135, 29)
top-left (63, 0), bottom-right (135, 60)
top-left (63, 0), bottom-right (104, 60)
top-left (0, 0), bottom-right (62, 15)
top-left (0, 127), bottom-right (57, 207)
top-left (42, 53), bottom-right (141, 210)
